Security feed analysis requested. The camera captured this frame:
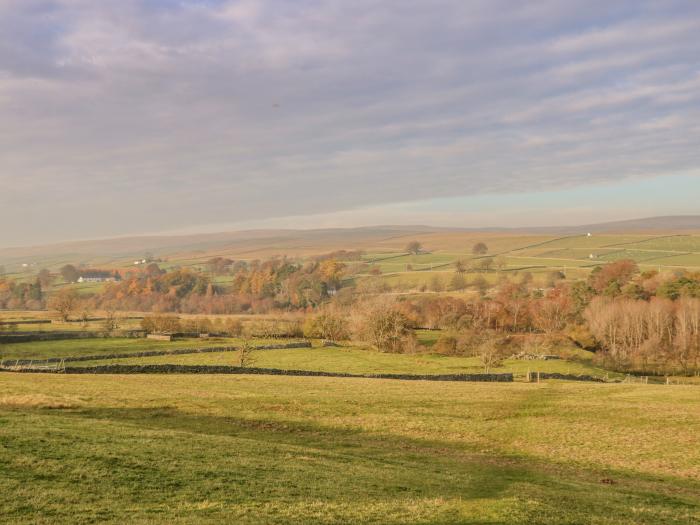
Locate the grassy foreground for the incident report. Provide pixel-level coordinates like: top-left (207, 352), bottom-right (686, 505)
top-left (0, 374), bottom-right (698, 524)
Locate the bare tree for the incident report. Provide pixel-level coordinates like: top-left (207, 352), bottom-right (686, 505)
top-left (79, 306), bottom-right (92, 329)
top-left (102, 308), bottom-right (121, 333)
top-left (477, 339), bottom-right (503, 373)
top-left (238, 339), bottom-right (257, 368)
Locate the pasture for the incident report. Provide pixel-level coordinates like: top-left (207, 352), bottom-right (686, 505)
top-left (5, 232), bottom-right (700, 294)
top-left (0, 374), bottom-right (698, 524)
top-left (350, 233), bottom-right (700, 291)
top-left (68, 345), bottom-right (618, 380)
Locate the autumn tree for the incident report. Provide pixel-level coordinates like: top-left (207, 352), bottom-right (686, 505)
top-left (589, 259), bottom-right (639, 293)
top-left (48, 288), bottom-right (80, 322)
top-left (145, 263), bottom-right (164, 279)
top-left (304, 308), bottom-right (349, 341)
top-left (354, 300), bottom-right (415, 353)
top-left (141, 315), bottom-right (181, 334)
top-left (319, 259), bottom-right (346, 288)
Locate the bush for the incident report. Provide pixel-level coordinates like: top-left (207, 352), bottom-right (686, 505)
top-left (303, 311), bottom-right (349, 341)
top-left (223, 318), bottom-right (244, 336)
top-left (141, 315), bottom-right (181, 334)
top-left (434, 334), bottom-right (458, 355)
top-left (354, 301), bottom-right (415, 353)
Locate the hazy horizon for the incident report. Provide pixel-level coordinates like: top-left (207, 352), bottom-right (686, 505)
top-left (2, 0), bottom-right (700, 246)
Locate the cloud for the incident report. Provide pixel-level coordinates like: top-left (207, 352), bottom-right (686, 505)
top-left (0, 0), bottom-right (699, 245)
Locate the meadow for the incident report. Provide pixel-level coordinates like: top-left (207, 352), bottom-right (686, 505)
top-left (352, 233), bottom-right (700, 291)
top-left (68, 345), bottom-right (617, 380)
top-left (0, 374), bottom-right (698, 524)
top-left (0, 336), bottom-right (298, 362)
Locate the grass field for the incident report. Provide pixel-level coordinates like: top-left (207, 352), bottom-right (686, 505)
top-left (5, 232), bottom-right (700, 294)
top-left (0, 374), bottom-right (698, 524)
top-left (0, 337), bottom-right (292, 361)
top-left (0, 330), bottom-right (614, 380)
top-left (353, 233), bottom-right (700, 291)
top-left (68, 345), bottom-right (618, 379)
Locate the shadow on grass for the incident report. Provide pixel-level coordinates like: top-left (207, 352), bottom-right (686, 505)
top-left (72, 406), bottom-right (700, 508)
top-left (2, 403), bottom-right (698, 524)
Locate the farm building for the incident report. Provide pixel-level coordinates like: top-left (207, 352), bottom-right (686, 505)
top-left (77, 270), bottom-right (121, 283)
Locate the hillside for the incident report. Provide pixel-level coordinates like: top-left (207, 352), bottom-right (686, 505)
top-left (2, 216), bottom-right (700, 273)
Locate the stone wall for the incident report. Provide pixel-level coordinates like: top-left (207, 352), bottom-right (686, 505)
top-left (526, 371), bottom-right (606, 382)
top-left (1, 341), bottom-right (312, 366)
top-left (10, 364), bottom-right (514, 382)
top-left (0, 330), bottom-right (145, 343)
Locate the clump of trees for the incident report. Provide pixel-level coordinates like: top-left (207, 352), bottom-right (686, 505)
top-left (0, 277), bottom-right (44, 310)
top-left (472, 242), bottom-right (488, 255)
top-left (405, 241), bottom-right (423, 255)
top-left (585, 296), bottom-right (700, 374)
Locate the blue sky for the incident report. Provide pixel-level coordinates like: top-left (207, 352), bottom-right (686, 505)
top-left (1, 0), bottom-right (699, 246)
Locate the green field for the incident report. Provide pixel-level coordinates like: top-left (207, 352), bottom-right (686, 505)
top-left (0, 337), bottom-right (291, 361)
top-left (5, 232), bottom-right (700, 296)
top-left (69, 345), bottom-right (617, 379)
top-left (0, 374), bottom-right (698, 524)
top-left (352, 233), bottom-right (700, 291)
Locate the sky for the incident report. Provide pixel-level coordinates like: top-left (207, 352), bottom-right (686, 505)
top-left (1, 0), bottom-right (699, 247)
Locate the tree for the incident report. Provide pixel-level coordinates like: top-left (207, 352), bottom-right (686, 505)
top-left (429, 275), bottom-right (444, 292)
top-left (205, 257), bottom-right (233, 275)
top-left (471, 276), bottom-right (489, 297)
top-left (405, 241), bottom-right (422, 255)
top-left (102, 308), bottom-right (121, 333)
top-left (48, 288), bottom-right (79, 322)
top-left (454, 260), bottom-right (467, 274)
top-left (238, 339), bottom-right (257, 368)
top-left (145, 263), bottom-right (163, 279)
top-left (79, 306), bottom-right (92, 329)
top-left (60, 264), bottom-right (80, 283)
top-left (477, 339), bottom-right (503, 372)
top-left (354, 301), bottom-right (415, 353)
top-left (493, 255), bottom-right (507, 272)
top-left (319, 259), bottom-right (346, 288)
top-left (450, 272), bottom-right (467, 291)
top-left (37, 269), bottom-right (53, 288)
top-left (472, 242), bottom-right (488, 255)
top-left (589, 259), bottom-right (638, 293)
top-left (305, 309), bottom-right (349, 341)
top-left (475, 257), bottom-right (494, 272)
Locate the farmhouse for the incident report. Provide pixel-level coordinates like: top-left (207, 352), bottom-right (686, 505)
top-left (77, 270), bottom-right (121, 283)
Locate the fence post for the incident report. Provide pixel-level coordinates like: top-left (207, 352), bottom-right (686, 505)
top-left (537, 371), bottom-right (540, 383)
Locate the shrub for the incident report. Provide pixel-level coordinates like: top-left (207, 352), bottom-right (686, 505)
top-left (434, 334), bottom-right (458, 355)
top-left (141, 315), bottom-right (181, 334)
